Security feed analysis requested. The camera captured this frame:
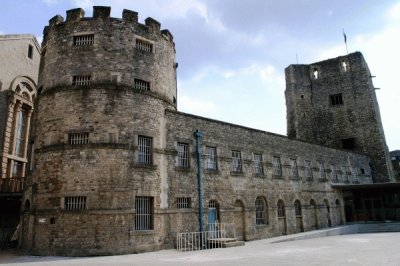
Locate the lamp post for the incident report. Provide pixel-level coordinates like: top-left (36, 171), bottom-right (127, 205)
top-left (194, 129), bottom-right (205, 248)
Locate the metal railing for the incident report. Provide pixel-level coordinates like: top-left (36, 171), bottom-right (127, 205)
top-left (176, 223), bottom-right (236, 252)
top-left (0, 178), bottom-right (24, 193)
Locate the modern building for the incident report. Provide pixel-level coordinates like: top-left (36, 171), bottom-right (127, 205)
top-left (0, 6), bottom-right (397, 256)
top-left (0, 34), bottom-right (40, 247)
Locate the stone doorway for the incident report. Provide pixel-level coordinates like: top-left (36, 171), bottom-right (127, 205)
top-left (234, 200), bottom-right (245, 240)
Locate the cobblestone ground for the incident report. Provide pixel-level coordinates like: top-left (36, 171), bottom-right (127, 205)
top-left (1, 232), bottom-right (399, 266)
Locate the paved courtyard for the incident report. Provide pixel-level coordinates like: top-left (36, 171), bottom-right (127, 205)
top-left (1, 232), bottom-right (399, 266)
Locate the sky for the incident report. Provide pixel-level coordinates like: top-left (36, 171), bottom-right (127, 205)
top-left (1, 0), bottom-right (399, 150)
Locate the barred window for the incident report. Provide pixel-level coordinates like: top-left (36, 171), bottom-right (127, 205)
top-left (330, 93), bottom-right (343, 106)
top-left (72, 75), bottom-right (91, 86)
top-left (277, 200), bottom-right (285, 218)
top-left (65, 196), bottom-right (87, 210)
top-left (134, 79), bottom-right (150, 91)
top-left (305, 160), bottom-right (313, 180)
top-left (74, 34), bottom-right (94, 46)
top-left (177, 142), bottom-right (189, 168)
top-left (176, 197), bottom-right (191, 209)
top-left (231, 150), bottom-right (242, 173)
top-left (254, 153), bottom-right (264, 175)
top-left (351, 167), bottom-right (358, 183)
top-left (273, 156), bottom-right (282, 176)
top-left (289, 158), bottom-right (298, 178)
top-left (135, 39), bottom-right (153, 52)
top-left (255, 197), bottom-right (266, 225)
top-left (135, 196), bottom-right (153, 230)
top-left (294, 200), bottom-right (302, 216)
top-left (205, 146), bottom-right (217, 170)
top-left (342, 166), bottom-right (349, 182)
top-left (138, 135), bottom-right (152, 165)
top-left (318, 162), bottom-right (326, 179)
top-left (69, 132), bottom-right (89, 145)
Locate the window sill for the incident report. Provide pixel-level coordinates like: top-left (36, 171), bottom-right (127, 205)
top-left (318, 178), bottom-right (328, 182)
top-left (133, 164), bottom-right (157, 170)
top-left (289, 176), bottom-right (301, 180)
top-left (230, 171), bottom-right (243, 176)
top-left (254, 174), bottom-right (266, 178)
top-left (130, 230), bottom-right (155, 236)
top-left (175, 167), bottom-right (192, 172)
top-left (273, 175), bottom-right (283, 179)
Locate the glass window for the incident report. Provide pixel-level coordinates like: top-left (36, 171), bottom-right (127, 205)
top-left (255, 197), bottom-right (266, 225)
top-left (177, 143), bottom-right (189, 168)
top-left (273, 156), bottom-right (282, 176)
top-left (254, 153), bottom-right (264, 175)
top-left (205, 146), bottom-right (217, 170)
top-left (135, 196), bottom-right (153, 230)
top-left (231, 150), bottom-right (242, 173)
top-left (138, 136), bottom-right (153, 165)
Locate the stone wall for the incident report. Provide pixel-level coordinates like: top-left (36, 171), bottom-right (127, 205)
top-left (164, 110), bottom-right (370, 242)
top-left (285, 52), bottom-right (393, 182)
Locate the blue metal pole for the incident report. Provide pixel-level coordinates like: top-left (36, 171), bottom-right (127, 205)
top-left (194, 129), bottom-right (204, 248)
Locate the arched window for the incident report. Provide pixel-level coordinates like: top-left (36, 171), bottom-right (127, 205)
top-left (255, 196), bottom-right (267, 225)
top-left (294, 200), bottom-right (302, 216)
top-left (277, 200), bottom-right (286, 218)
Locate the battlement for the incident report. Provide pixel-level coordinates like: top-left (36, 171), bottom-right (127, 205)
top-left (46, 6), bottom-right (171, 39)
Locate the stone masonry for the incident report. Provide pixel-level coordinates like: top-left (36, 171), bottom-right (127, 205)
top-left (19, 6), bottom-right (390, 256)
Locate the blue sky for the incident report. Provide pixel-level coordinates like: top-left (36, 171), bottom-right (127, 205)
top-left (1, 0), bottom-right (399, 150)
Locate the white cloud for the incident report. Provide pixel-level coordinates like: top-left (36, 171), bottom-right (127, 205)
top-left (178, 94), bottom-right (218, 117)
top-left (315, 2), bottom-right (400, 149)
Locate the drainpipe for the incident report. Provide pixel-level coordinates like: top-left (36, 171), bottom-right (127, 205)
top-left (194, 129), bottom-right (204, 248)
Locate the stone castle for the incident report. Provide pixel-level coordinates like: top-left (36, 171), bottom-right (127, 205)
top-left (0, 6), bottom-right (398, 255)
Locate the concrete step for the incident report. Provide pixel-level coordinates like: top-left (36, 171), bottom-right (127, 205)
top-left (223, 240), bottom-right (245, 248)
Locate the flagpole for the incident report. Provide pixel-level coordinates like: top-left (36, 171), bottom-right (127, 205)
top-left (343, 28), bottom-right (348, 54)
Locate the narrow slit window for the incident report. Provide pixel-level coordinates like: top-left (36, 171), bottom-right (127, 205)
top-left (74, 34), bottom-right (94, 46)
top-left (313, 68), bottom-right (319, 79)
top-left (28, 45), bottom-right (33, 59)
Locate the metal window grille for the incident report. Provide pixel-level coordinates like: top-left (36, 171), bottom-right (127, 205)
top-left (135, 196), bottom-right (153, 230)
top-left (138, 135), bottom-right (152, 165)
top-left (318, 162), bottom-right (325, 179)
top-left (330, 93), bottom-right (343, 105)
top-left (14, 107), bottom-right (27, 156)
top-left (72, 75), bottom-right (91, 86)
top-left (277, 201), bottom-right (285, 218)
top-left (351, 167), bottom-right (358, 183)
top-left (69, 132), bottom-right (89, 145)
top-left (65, 196), bottom-right (87, 210)
top-left (342, 166), bottom-right (349, 182)
top-left (177, 143), bottom-right (189, 168)
top-left (305, 160), bottom-right (313, 180)
top-left (134, 79), bottom-right (150, 91)
top-left (74, 34), bottom-right (94, 46)
top-left (294, 200), bottom-right (302, 216)
top-left (205, 146), bottom-right (217, 170)
top-left (176, 197), bottom-right (191, 209)
top-left (289, 159), bottom-right (298, 177)
top-left (254, 153), bottom-right (264, 175)
top-left (135, 39), bottom-right (153, 52)
top-left (231, 150), bottom-right (242, 173)
top-left (12, 161), bottom-right (23, 178)
top-left (273, 156), bottom-right (282, 176)
top-left (255, 197), bottom-right (266, 225)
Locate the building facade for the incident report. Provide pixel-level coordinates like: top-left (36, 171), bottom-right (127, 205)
top-left (16, 6), bottom-right (393, 256)
top-left (0, 34), bottom-right (40, 247)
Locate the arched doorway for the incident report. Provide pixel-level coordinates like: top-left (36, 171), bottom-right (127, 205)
top-left (277, 200), bottom-right (287, 235)
top-left (234, 200), bottom-right (245, 240)
top-left (207, 200), bottom-right (219, 235)
top-left (294, 200), bottom-right (304, 232)
top-left (324, 199), bottom-right (332, 227)
top-left (335, 199), bottom-right (343, 225)
top-left (310, 199), bottom-right (318, 229)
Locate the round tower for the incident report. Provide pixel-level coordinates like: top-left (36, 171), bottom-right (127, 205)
top-left (22, 6), bottom-right (177, 255)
